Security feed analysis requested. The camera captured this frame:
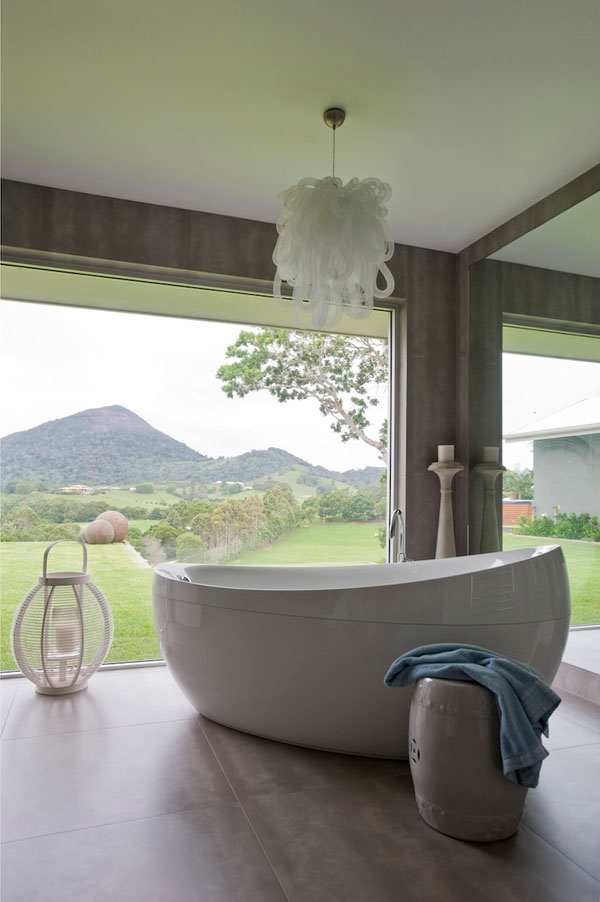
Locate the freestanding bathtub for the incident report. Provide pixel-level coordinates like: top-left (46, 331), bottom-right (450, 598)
top-left (153, 545), bottom-right (570, 758)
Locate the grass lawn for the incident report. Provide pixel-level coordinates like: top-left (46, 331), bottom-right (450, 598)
top-left (232, 521), bottom-right (386, 565)
top-left (120, 519), bottom-right (156, 533)
top-left (1, 541), bottom-right (158, 671)
top-left (503, 533), bottom-right (600, 626)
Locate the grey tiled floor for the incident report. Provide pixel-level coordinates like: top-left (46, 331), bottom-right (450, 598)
top-left (2, 668), bottom-right (599, 902)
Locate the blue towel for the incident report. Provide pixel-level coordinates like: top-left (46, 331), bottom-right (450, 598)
top-left (384, 643), bottom-right (561, 788)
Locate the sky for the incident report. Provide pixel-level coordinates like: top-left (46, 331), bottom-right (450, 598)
top-left (1, 299), bottom-right (598, 474)
top-left (502, 353), bottom-right (600, 470)
top-left (0, 300), bottom-right (388, 472)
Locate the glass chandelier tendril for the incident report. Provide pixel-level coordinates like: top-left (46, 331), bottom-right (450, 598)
top-left (273, 107), bottom-right (395, 329)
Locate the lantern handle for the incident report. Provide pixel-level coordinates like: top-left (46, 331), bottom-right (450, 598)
top-left (42, 538), bottom-right (88, 579)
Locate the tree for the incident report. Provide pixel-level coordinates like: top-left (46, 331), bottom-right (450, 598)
top-left (147, 521), bottom-right (180, 559)
top-left (135, 483), bottom-right (154, 494)
top-left (300, 495), bottom-right (320, 523)
top-left (13, 506), bottom-right (41, 530)
top-left (242, 494), bottom-right (269, 544)
top-left (176, 532), bottom-right (206, 563)
top-left (503, 467), bottom-right (534, 500)
top-left (341, 492), bottom-right (376, 521)
top-left (262, 484), bottom-right (299, 535)
top-left (140, 535), bottom-right (167, 566)
top-left (217, 329), bottom-right (388, 464)
top-left (318, 490), bottom-right (350, 521)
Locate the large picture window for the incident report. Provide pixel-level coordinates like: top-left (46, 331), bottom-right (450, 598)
top-left (502, 349), bottom-right (600, 627)
top-left (0, 293), bottom-right (394, 667)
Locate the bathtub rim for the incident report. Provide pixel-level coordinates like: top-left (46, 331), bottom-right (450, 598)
top-left (155, 544), bottom-right (564, 593)
top-left (153, 544), bottom-right (570, 626)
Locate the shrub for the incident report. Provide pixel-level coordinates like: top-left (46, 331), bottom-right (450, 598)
top-left (515, 512), bottom-right (600, 542)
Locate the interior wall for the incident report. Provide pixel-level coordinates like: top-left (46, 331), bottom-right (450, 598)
top-left (1, 179), bottom-right (457, 561)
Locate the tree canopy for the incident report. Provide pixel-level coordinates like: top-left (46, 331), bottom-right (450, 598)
top-left (217, 329), bottom-right (388, 464)
top-left (503, 467), bottom-right (534, 500)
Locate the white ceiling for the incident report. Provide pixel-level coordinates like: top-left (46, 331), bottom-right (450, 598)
top-left (2, 0), bottom-right (600, 253)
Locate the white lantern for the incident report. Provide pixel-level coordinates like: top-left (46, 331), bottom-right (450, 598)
top-left (10, 539), bottom-right (114, 695)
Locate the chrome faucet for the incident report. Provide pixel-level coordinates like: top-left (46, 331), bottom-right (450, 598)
top-left (389, 508), bottom-right (407, 563)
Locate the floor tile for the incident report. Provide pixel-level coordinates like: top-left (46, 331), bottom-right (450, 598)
top-left (0, 680), bottom-right (19, 735)
top-left (1, 667), bottom-right (193, 740)
top-left (2, 718), bottom-right (235, 842)
top-left (524, 742), bottom-right (600, 880)
top-left (543, 711), bottom-right (600, 750)
top-left (242, 779), bottom-right (600, 902)
top-left (200, 715), bottom-right (410, 799)
top-left (554, 689), bottom-right (600, 733)
top-left (1, 804), bottom-right (286, 902)
top-left (561, 629), bottom-right (600, 674)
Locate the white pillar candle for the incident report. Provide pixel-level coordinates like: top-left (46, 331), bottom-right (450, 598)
top-left (438, 445), bottom-right (454, 463)
top-left (482, 446), bottom-right (499, 463)
top-left (55, 622), bottom-right (78, 654)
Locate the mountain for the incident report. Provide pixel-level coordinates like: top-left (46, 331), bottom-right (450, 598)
top-left (338, 467), bottom-right (386, 489)
top-left (195, 448), bottom-right (324, 483)
top-left (1, 406), bottom-right (207, 486)
top-left (1, 406), bottom-right (385, 490)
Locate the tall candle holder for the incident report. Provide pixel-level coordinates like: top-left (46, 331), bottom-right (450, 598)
top-left (473, 447), bottom-right (506, 553)
top-left (428, 446), bottom-right (464, 558)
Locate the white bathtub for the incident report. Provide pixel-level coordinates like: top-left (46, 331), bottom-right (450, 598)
top-left (153, 545), bottom-right (570, 758)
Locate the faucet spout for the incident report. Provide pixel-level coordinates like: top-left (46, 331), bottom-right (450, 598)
top-left (389, 508), bottom-right (406, 563)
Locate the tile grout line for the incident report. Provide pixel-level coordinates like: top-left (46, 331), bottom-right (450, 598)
top-left (0, 798), bottom-right (245, 847)
top-left (552, 712), bottom-right (600, 736)
top-left (546, 740), bottom-right (600, 753)
top-left (520, 824), bottom-right (600, 887)
top-left (1, 712), bottom-right (196, 743)
top-left (198, 718), bottom-right (292, 902)
top-left (0, 686), bottom-right (20, 739)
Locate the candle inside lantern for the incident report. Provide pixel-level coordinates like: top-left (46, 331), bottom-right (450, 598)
top-left (54, 622), bottom-right (79, 655)
top-left (482, 446), bottom-right (499, 463)
top-left (438, 445), bottom-right (454, 463)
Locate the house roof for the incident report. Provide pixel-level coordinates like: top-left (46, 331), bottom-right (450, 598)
top-left (2, 0), bottom-right (600, 263)
top-left (504, 396), bottom-right (600, 442)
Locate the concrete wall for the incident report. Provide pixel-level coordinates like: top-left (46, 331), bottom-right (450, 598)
top-left (533, 434), bottom-right (600, 519)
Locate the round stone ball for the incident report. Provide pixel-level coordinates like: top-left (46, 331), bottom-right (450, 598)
top-left (85, 519), bottom-right (115, 544)
top-left (96, 510), bottom-right (129, 542)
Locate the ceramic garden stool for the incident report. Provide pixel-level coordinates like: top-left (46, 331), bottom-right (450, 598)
top-left (408, 677), bottom-right (528, 842)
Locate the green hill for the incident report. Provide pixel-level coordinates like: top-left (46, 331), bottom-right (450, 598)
top-left (1, 405), bottom-right (207, 487)
top-left (1, 405), bottom-right (384, 491)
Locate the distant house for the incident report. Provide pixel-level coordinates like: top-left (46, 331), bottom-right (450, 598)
top-left (60, 484), bottom-right (93, 495)
top-left (504, 396), bottom-right (600, 519)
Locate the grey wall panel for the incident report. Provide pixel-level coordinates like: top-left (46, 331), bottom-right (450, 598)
top-left (403, 246), bottom-right (457, 559)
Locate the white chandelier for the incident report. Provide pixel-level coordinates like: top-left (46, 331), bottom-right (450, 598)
top-left (273, 107), bottom-right (395, 329)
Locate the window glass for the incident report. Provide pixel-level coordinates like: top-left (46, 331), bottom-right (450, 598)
top-left (0, 299), bottom-right (390, 667)
top-left (503, 352), bottom-right (600, 626)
